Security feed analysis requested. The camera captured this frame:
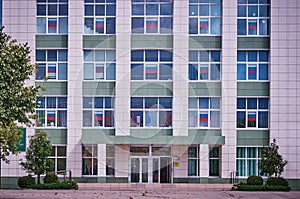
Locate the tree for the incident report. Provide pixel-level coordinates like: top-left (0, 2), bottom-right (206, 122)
top-left (258, 139), bottom-right (288, 178)
top-left (0, 27), bottom-right (41, 162)
top-left (20, 130), bottom-right (53, 184)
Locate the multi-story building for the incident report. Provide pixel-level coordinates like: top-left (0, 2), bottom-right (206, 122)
top-left (1, 0), bottom-right (300, 190)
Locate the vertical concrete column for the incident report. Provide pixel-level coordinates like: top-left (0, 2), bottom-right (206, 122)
top-left (172, 145), bottom-right (188, 178)
top-left (98, 144), bottom-right (106, 177)
top-left (173, 0), bottom-right (189, 136)
top-left (199, 145), bottom-right (209, 178)
top-left (270, 0), bottom-right (300, 179)
top-left (67, 0), bottom-right (84, 177)
top-left (115, 0), bottom-right (131, 136)
top-left (2, 0), bottom-right (36, 177)
top-left (221, 0), bottom-right (237, 179)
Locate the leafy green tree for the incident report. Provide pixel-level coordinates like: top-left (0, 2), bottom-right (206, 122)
top-left (0, 27), bottom-right (41, 162)
top-left (20, 130), bottom-right (53, 184)
top-left (258, 139), bottom-right (288, 178)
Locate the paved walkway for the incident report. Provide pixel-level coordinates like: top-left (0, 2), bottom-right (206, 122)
top-left (1, 183), bottom-right (300, 199)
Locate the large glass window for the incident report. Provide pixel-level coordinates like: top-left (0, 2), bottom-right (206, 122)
top-left (189, 0), bottom-right (222, 35)
top-left (82, 145), bottom-right (98, 176)
top-left (131, 50), bottom-right (172, 80)
top-left (189, 50), bottom-right (221, 81)
top-left (83, 97), bottom-right (114, 127)
top-left (83, 50), bottom-right (116, 80)
top-left (132, 0), bottom-right (173, 34)
top-left (237, 50), bottom-right (269, 81)
top-left (237, 0), bottom-right (270, 36)
top-left (106, 145), bottom-right (115, 177)
top-left (209, 146), bottom-right (220, 176)
top-left (237, 147), bottom-right (263, 176)
top-left (131, 97), bottom-right (172, 128)
top-left (237, 98), bottom-right (269, 128)
top-left (188, 146), bottom-right (199, 176)
top-left (36, 49), bottom-right (68, 80)
top-left (188, 97), bottom-right (221, 128)
top-left (36, 97), bottom-right (67, 127)
top-left (36, 0), bottom-right (68, 34)
top-left (84, 0), bottom-right (116, 34)
top-left (48, 145), bottom-right (67, 173)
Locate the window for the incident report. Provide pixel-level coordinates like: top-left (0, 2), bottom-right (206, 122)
top-left (237, 51), bottom-right (269, 81)
top-left (237, 98), bottom-right (269, 128)
top-left (237, 147), bottom-right (263, 176)
top-left (131, 0), bottom-right (173, 34)
top-left (36, 49), bottom-right (68, 80)
top-left (83, 97), bottom-right (114, 127)
top-left (84, 0), bottom-right (116, 34)
top-left (189, 0), bottom-right (222, 35)
top-left (188, 97), bottom-right (221, 128)
top-left (131, 50), bottom-right (172, 80)
top-left (106, 145), bottom-right (115, 177)
top-left (131, 97), bottom-right (172, 127)
top-left (188, 146), bottom-right (199, 176)
top-left (36, 0), bottom-right (68, 34)
top-left (82, 145), bottom-right (98, 176)
top-left (209, 146), bottom-right (220, 176)
top-left (189, 50), bottom-right (221, 81)
top-left (36, 97), bottom-right (67, 127)
top-left (237, 0), bottom-right (270, 36)
top-left (48, 145), bottom-right (67, 173)
top-left (83, 50), bottom-right (116, 80)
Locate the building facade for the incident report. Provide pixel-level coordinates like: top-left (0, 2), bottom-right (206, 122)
top-left (1, 0), bottom-right (300, 189)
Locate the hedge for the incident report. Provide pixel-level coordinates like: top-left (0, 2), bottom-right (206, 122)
top-left (233, 185), bottom-right (291, 192)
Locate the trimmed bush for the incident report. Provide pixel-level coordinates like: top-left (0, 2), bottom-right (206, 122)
top-left (247, 176), bottom-right (263, 185)
top-left (266, 177), bottom-right (289, 186)
top-left (18, 175), bottom-right (36, 188)
top-left (44, 173), bottom-right (58, 184)
top-left (234, 185), bottom-right (291, 192)
top-left (31, 180), bottom-right (78, 190)
top-left (63, 179), bottom-right (78, 190)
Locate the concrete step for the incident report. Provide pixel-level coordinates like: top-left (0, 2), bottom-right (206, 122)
top-left (78, 183), bottom-right (233, 191)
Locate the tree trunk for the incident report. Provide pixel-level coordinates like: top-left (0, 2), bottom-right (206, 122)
top-left (37, 174), bottom-right (40, 184)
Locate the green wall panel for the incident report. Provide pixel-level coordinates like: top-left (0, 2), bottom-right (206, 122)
top-left (36, 35), bottom-right (68, 48)
top-left (42, 129), bottom-right (67, 144)
top-left (131, 35), bottom-right (173, 49)
top-left (82, 129), bottom-right (224, 145)
top-left (131, 82), bottom-right (173, 96)
top-left (237, 130), bottom-right (269, 146)
top-left (237, 82), bottom-right (269, 96)
top-left (83, 82), bottom-right (115, 95)
top-left (189, 36), bottom-right (222, 49)
top-left (36, 82), bottom-right (67, 95)
top-left (188, 129), bottom-right (221, 137)
top-left (83, 35), bottom-right (116, 49)
top-left (189, 82), bottom-right (221, 96)
top-left (237, 37), bottom-right (270, 49)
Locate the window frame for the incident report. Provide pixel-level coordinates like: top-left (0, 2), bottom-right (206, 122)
top-left (188, 146), bottom-right (200, 177)
top-left (106, 145), bottom-right (115, 177)
top-left (82, 144), bottom-right (98, 176)
top-left (48, 145), bottom-right (67, 173)
top-left (209, 146), bottom-right (220, 177)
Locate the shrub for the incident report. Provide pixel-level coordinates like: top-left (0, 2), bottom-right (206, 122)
top-left (44, 173), bottom-right (58, 184)
top-left (31, 180), bottom-right (78, 190)
top-left (233, 184), bottom-right (291, 192)
top-left (266, 177), bottom-right (289, 186)
top-left (63, 179), bottom-right (78, 190)
top-left (247, 176), bottom-right (263, 185)
top-left (17, 175), bottom-right (36, 188)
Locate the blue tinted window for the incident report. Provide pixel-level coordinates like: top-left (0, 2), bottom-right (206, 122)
top-left (106, 5), bottom-right (116, 16)
top-left (237, 19), bottom-right (246, 35)
top-left (37, 97), bottom-right (45, 108)
top-left (105, 97), bottom-right (114, 108)
top-left (258, 112), bottom-right (268, 128)
top-left (210, 64), bottom-right (220, 80)
top-left (247, 98), bottom-right (257, 109)
top-left (159, 64), bottom-right (172, 80)
top-left (58, 50), bottom-right (67, 61)
top-left (200, 51), bottom-right (209, 62)
top-left (47, 97), bottom-right (56, 108)
top-left (189, 5), bottom-right (198, 16)
top-left (131, 64), bottom-right (143, 80)
top-left (83, 97), bottom-right (92, 108)
top-left (160, 4), bottom-right (172, 15)
top-left (58, 63), bottom-right (67, 80)
top-left (258, 98), bottom-right (268, 109)
top-left (84, 50), bottom-right (94, 61)
top-left (146, 4), bottom-right (159, 15)
top-left (211, 18), bottom-right (221, 34)
top-left (238, 5), bottom-right (246, 17)
top-left (132, 18), bottom-right (144, 33)
top-left (145, 50), bottom-right (158, 61)
top-left (248, 6), bottom-right (258, 17)
top-left (131, 97), bottom-right (143, 108)
top-left (37, 5), bottom-right (46, 15)
top-left (199, 5), bottom-right (209, 16)
top-left (237, 51), bottom-right (246, 62)
top-left (85, 5), bottom-right (94, 16)
top-left (58, 97), bottom-right (67, 108)
top-left (106, 18), bottom-right (116, 34)
top-left (199, 98), bottom-right (209, 109)
top-left (210, 98), bottom-right (220, 109)
top-left (36, 64), bottom-right (46, 80)
top-left (237, 64), bottom-right (246, 80)
top-left (189, 64), bottom-right (198, 80)
top-left (95, 5), bottom-right (105, 16)
top-left (237, 111), bottom-right (246, 128)
top-left (48, 5), bottom-right (57, 15)
top-left (59, 4), bottom-right (68, 15)
top-left (248, 51), bottom-right (257, 62)
top-left (160, 50), bottom-right (172, 61)
top-left (259, 19), bottom-right (269, 35)
top-left (132, 4), bottom-right (144, 15)
top-left (211, 51), bottom-right (220, 62)
top-left (94, 97), bottom-right (103, 108)
top-left (106, 63), bottom-right (116, 80)
top-left (48, 50), bottom-right (57, 61)
top-left (237, 98), bottom-right (246, 109)
top-left (259, 64), bottom-right (268, 80)
top-left (59, 17), bottom-right (68, 34)
top-left (36, 50), bottom-right (46, 61)
top-left (259, 51), bottom-right (268, 62)
top-left (159, 98), bottom-right (172, 109)
top-left (189, 51), bottom-right (198, 62)
top-left (145, 97), bottom-right (158, 108)
top-left (189, 18), bottom-right (198, 34)
top-left (131, 50), bottom-right (144, 61)
top-left (160, 17), bottom-right (172, 34)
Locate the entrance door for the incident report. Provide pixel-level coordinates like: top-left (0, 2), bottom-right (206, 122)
top-left (159, 157), bottom-right (172, 183)
top-left (130, 157), bottom-right (149, 183)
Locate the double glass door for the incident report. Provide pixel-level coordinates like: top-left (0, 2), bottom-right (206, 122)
top-left (130, 157), bottom-right (172, 183)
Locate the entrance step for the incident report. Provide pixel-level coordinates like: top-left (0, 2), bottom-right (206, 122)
top-left (78, 183), bottom-right (233, 191)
